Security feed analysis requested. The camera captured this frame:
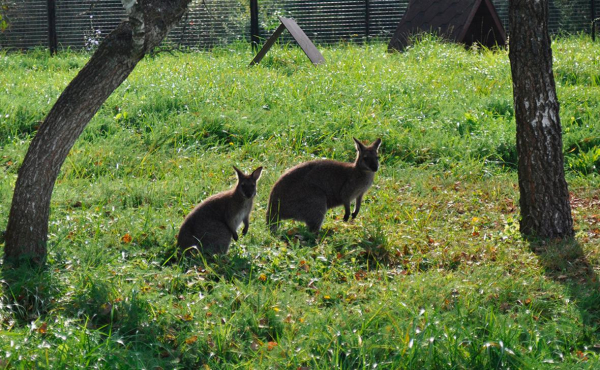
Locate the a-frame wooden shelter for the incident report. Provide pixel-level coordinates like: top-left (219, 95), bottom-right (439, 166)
top-left (388, 0), bottom-right (507, 52)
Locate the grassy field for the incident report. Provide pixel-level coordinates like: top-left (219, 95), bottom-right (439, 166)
top-left (0, 36), bottom-right (599, 369)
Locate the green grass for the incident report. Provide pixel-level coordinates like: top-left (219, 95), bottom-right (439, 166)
top-left (0, 36), bottom-right (599, 369)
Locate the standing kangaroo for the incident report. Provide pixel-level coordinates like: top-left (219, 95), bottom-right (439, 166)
top-left (177, 166), bottom-right (263, 255)
top-left (267, 138), bottom-right (382, 234)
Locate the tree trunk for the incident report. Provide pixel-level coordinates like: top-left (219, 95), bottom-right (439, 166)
top-left (508, 0), bottom-right (574, 239)
top-left (4, 0), bottom-right (191, 265)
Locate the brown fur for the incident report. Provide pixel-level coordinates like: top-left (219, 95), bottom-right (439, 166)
top-left (178, 166), bottom-right (262, 255)
top-left (267, 138), bottom-right (381, 234)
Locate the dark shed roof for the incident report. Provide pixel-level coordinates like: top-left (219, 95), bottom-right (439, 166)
top-left (388, 0), bottom-right (507, 52)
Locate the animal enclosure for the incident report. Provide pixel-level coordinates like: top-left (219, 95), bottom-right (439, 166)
top-left (0, 0), bottom-right (598, 51)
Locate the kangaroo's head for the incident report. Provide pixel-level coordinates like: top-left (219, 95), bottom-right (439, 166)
top-left (354, 138), bottom-right (382, 172)
top-left (234, 166), bottom-right (263, 199)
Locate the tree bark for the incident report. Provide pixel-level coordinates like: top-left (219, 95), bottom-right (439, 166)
top-left (4, 0), bottom-right (191, 265)
top-left (508, 0), bottom-right (574, 239)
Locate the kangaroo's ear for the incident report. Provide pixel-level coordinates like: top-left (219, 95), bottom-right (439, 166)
top-left (371, 138), bottom-right (382, 151)
top-left (233, 166), bottom-right (244, 179)
top-left (252, 166), bottom-right (263, 181)
top-left (353, 137), bottom-right (365, 152)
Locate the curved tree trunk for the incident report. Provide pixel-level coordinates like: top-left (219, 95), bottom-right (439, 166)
top-left (4, 0), bottom-right (191, 265)
top-left (508, 0), bottom-right (574, 239)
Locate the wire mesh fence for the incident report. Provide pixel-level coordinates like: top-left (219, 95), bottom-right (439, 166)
top-left (0, 0), bottom-right (598, 51)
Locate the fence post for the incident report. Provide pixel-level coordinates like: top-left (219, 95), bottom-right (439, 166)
top-left (365, 0), bottom-right (370, 41)
top-left (592, 0), bottom-right (597, 41)
top-left (250, 0), bottom-right (259, 50)
top-left (47, 0), bottom-right (58, 55)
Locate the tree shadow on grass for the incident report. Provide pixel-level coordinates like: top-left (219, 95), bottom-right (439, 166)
top-left (0, 260), bottom-right (64, 326)
top-left (530, 238), bottom-right (600, 328)
top-left (162, 243), bottom-right (255, 284)
top-left (0, 258), bottom-right (197, 367)
top-left (0, 260), bottom-right (152, 332)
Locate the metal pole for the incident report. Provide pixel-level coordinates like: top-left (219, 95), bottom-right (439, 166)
top-left (250, 0), bottom-right (259, 50)
top-left (365, 0), bottom-right (370, 41)
top-left (47, 0), bottom-right (58, 55)
top-left (592, 0), bottom-right (597, 41)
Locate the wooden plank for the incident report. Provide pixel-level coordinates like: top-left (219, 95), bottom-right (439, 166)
top-left (249, 23), bottom-right (286, 66)
top-left (278, 17), bottom-right (325, 65)
top-left (249, 17), bottom-right (325, 66)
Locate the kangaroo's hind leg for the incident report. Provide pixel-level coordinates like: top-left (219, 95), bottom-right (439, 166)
top-left (299, 193), bottom-right (328, 234)
top-left (192, 220), bottom-right (233, 255)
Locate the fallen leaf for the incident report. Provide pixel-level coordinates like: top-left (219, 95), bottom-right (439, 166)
top-left (38, 322), bottom-right (48, 334)
top-left (576, 350), bottom-right (588, 361)
top-left (354, 270), bottom-right (367, 281)
top-left (286, 227), bottom-right (300, 236)
top-left (121, 233), bottom-right (132, 243)
top-left (185, 336), bottom-right (198, 344)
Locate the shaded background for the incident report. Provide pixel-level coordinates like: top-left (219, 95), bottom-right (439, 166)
top-left (0, 0), bottom-right (597, 51)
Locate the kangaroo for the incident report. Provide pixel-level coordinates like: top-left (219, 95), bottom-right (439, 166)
top-left (177, 166), bottom-right (263, 255)
top-left (267, 138), bottom-right (382, 234)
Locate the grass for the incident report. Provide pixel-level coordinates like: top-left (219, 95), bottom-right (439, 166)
top-left (0, 35), bottom-right (599, 368)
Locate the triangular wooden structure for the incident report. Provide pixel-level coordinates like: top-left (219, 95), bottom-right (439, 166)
top-left (250, 17), bottom-right (325, 66)
top-left (388, 0), bottom-right (506, 52)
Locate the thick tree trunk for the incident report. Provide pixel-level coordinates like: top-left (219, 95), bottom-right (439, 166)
top-left (4, 0), bottom-right (191, 265)
top-left (508, 0), bottom-right (574, 239)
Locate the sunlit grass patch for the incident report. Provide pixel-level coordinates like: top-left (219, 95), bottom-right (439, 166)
top-left (0, 37), bottom-right (599, 368)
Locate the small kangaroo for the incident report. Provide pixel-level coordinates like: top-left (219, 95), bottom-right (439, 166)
top-left (267, 138), bottom-right (382, 234)
top-left (177, 166), bottom-right (263, 255)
